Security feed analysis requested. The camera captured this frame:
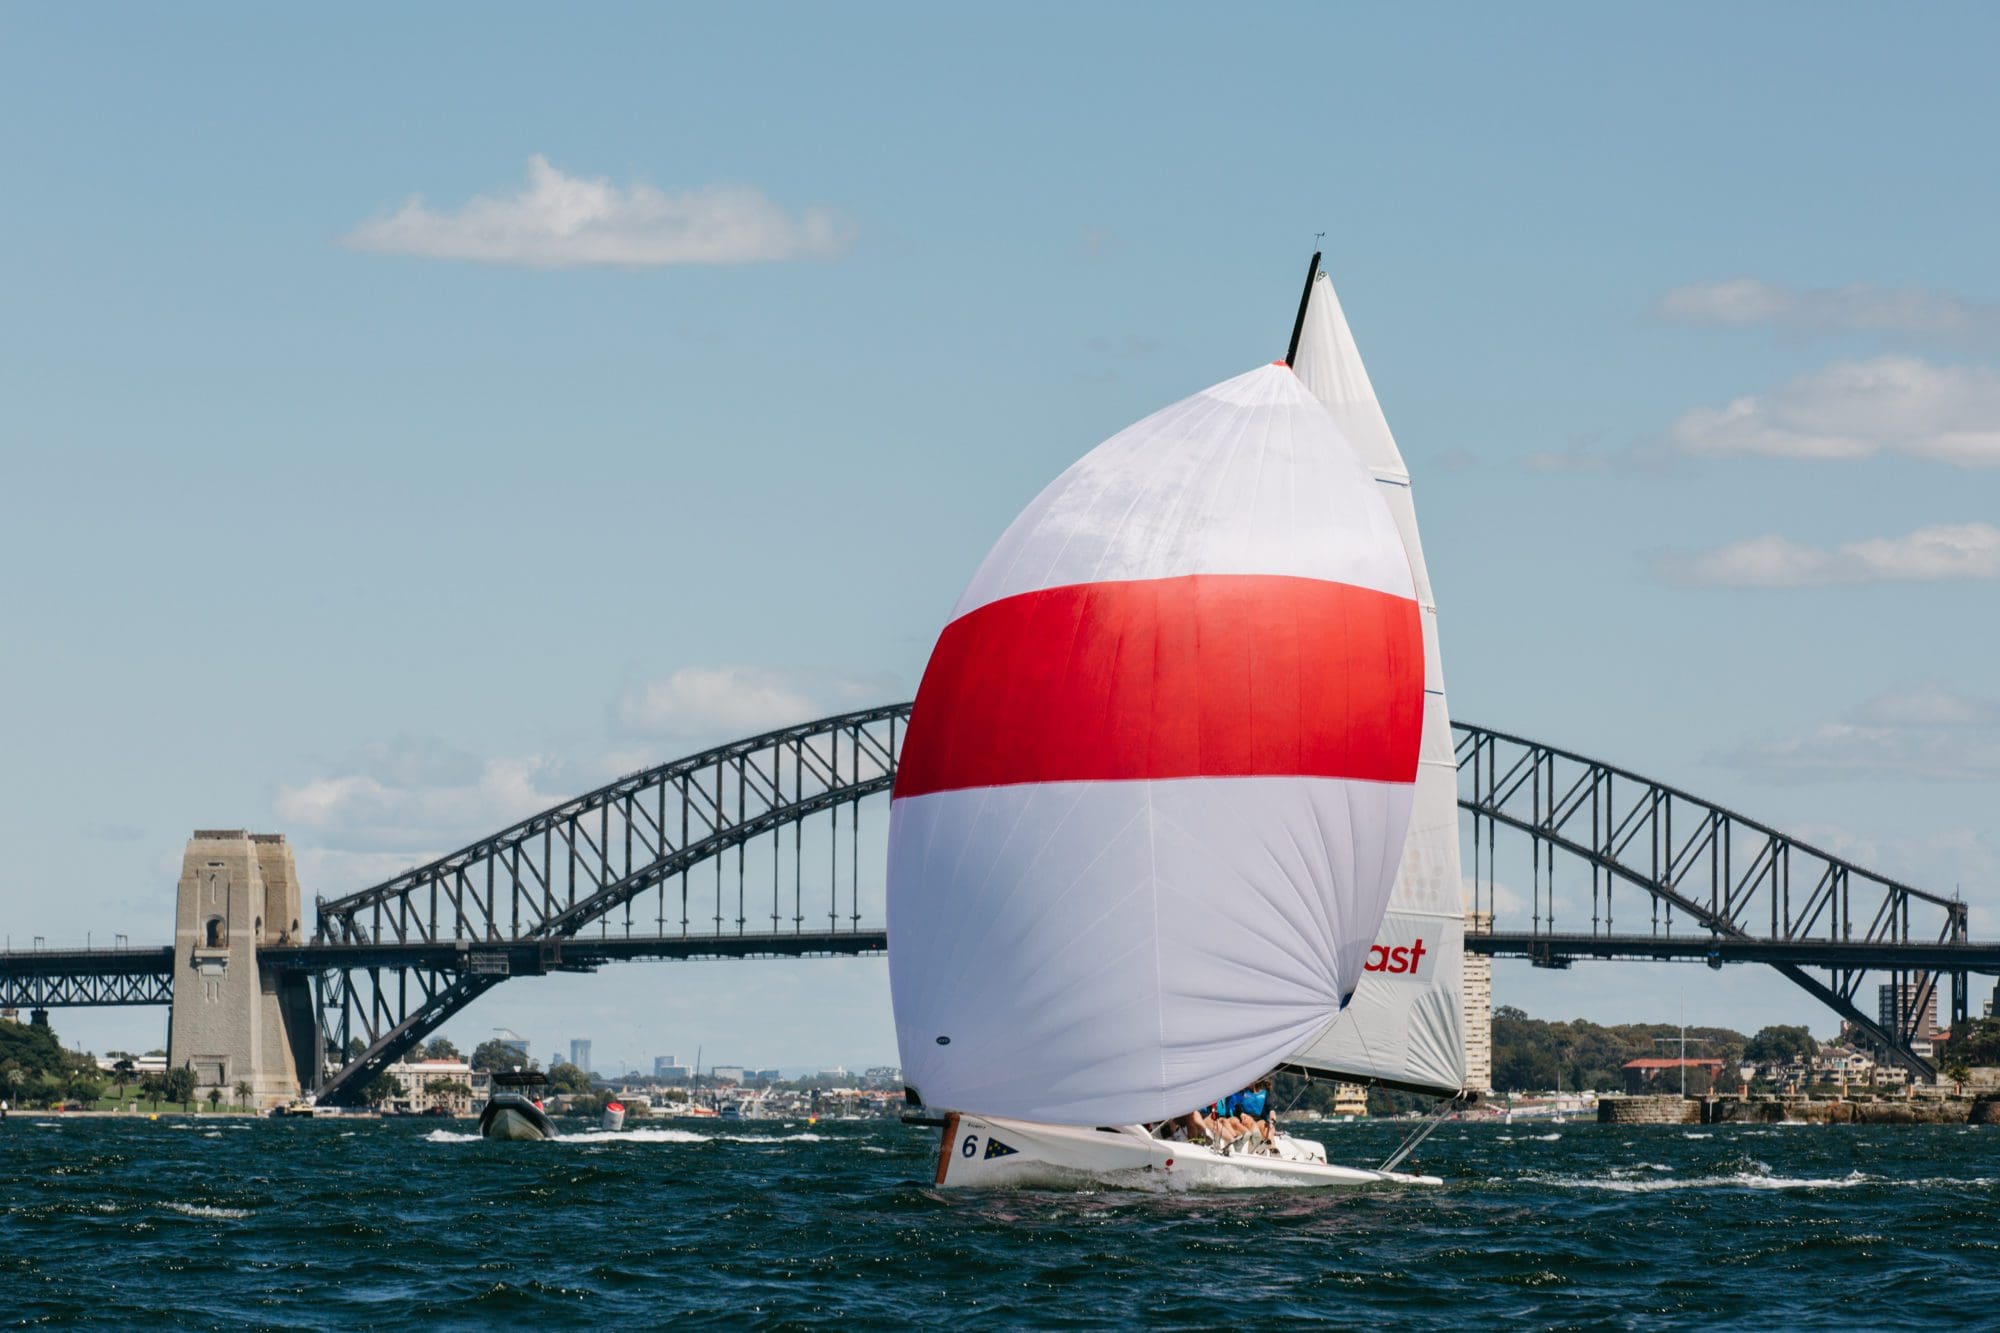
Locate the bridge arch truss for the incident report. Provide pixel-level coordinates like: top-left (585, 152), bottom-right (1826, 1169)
top-left (1455, 722), bottom-right (1975, 1077)
top-left (295, 705), bottom-right (908, 1103)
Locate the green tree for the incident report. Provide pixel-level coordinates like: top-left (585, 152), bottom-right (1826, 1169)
top-left (28, 1072), bottom-right (66, 1108)
top-left (234, 1079), bottom-right (254, 1110)
top-left (206, 1087), bottom-right (224, 1111)
top-left (164, 1066), bottom-right (198, 1109)
top-left (1944, 1017), bottom-right (2000, 1067)
top-left (547, 1062), bottom-right (591, 1095)
top-left (470, 1039), bottom-right (534, 1073)
top-left (0, 1058), bottom-right (23, 1107)
top-left (65, 1074), bottom-right (105, 1107)
top-left (360, 1073), bottom-right (404, 1108)
top-left (1744, 1025), bottom-right (1818, 1065)
top-left (140, 1071), bottom-right (166, 1110)
top-left (424, 1036), bottom-right (462, 1061)
top-left (428, 1079), bottom-right (473, 1105)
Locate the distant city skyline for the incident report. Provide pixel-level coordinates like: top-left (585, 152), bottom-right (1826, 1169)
top-left (5, 6), bottom-right (1997, 1068)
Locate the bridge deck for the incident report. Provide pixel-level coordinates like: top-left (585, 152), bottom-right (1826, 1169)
top-left (1472, 931), bottom-right (2000, 971)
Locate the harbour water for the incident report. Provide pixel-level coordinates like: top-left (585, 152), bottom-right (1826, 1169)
top-left (5, 1115), bottom-right (1996, 1326)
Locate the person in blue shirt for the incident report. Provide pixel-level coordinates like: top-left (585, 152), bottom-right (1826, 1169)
top-left (1212, 1080), bottom-right (1276, 1149)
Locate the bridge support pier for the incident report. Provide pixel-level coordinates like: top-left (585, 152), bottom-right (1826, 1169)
top-left (166, 831), bottom-right (315, 1108)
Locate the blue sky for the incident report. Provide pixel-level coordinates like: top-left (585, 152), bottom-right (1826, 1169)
top-left (3, 4), bottom-right (1997, 1072)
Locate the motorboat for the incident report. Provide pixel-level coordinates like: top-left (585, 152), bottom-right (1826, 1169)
top-left (478, 1069), bottom-right (557, 1141)
top-left (888, 255), bottom-right (1471, 1190)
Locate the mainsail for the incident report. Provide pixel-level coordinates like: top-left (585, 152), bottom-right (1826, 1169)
top-left (887, 362), bottom-right (1425, 1126)
top-left (1283, 266), bottom-right (1470, 1097)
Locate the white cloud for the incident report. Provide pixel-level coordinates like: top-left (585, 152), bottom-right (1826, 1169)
top-left (613, 664), bottom-right (898, 741)
top-left (1848, 684), bottom-right (2000, 728)
top-left (342, 155), bottom-right (849, 268)
top-left (1654, 522), bottom-right (2000, 588)
top-left (1668, 355), bottom-right (2000, 466)
top-left (275, 665), bottom-right (902, 900)
top-left (1715, 687), bottom-right (2000, 784)
top-left (1656, 278), bottom-right (1995, 337)
top-left (275, 754), bottom-right (568, 853)
top-left (614, 665), bottom-right (821, 738)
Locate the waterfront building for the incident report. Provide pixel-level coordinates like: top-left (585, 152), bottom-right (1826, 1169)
top-left (384, 1058), bottom-right (483, 1115)
top-left (1622, 1057), bottom-right (1724, 1095)
top-left (712, 1065), bottom-right (745, 1084)
top-left (569, 1038), bottom-right (592, 1073)
top-left (1463, 909), bottom-right (1494, 1093)
top-left (655, 1063), bottom-right (691, 1082)
top-left (652, 1054), bottom-right (678, 1076)
top-left (1878, 978), bottom-right (1939, 1043)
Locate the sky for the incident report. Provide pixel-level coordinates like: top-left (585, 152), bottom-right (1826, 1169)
top-left (3, 4), bottom-right (1998, 1074)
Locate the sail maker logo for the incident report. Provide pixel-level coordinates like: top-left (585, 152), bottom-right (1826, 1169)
top-left (1365, 939), bottom-right (1426, 976)
top-left (1361, 917), bottom-right (1437, 983)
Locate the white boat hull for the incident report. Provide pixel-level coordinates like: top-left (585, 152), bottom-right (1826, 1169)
top-left (933, 1113), bottom-right (1442, 1191)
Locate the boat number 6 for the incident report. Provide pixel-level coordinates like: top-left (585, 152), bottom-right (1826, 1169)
top-left (961, 1135), bottom-right (978, 1158)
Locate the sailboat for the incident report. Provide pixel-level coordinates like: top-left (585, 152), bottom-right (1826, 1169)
top-left (888, 256), bottom-right (1461, 1189)
top-left (1278, 258), bottom-right (1472, 1104)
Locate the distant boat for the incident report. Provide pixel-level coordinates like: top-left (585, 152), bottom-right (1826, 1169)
top-left (889, 254), bottom-right (1459, 1190)
top-left (479, 1070), bottom-right (557, 1141)
top-left (601, 1099), bottom-right (626, 1132)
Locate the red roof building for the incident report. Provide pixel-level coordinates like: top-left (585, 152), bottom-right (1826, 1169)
top-left (1622, 1057), bottom-right (1725, 1095)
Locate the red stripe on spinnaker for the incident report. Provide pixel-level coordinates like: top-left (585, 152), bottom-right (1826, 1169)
top-left (893, 574), bottom-right (1422, 799)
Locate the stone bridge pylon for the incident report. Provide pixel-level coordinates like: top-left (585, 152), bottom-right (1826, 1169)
top-left (165, 830), bottom-right (316, 1103)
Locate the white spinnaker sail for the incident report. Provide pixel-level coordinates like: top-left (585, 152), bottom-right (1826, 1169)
top-left (886, 364), bottom-right (1425, 1126)
top-left (1284, 271), bottom-right (1469, 1096)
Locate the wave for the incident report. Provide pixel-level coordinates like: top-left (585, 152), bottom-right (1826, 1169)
top-left (424, 1126), bottom-right (715, 1145)
top-left (166, 1202), bottom-right (252, 1219)
top-left (567, 1128), bottom-right (711, 1144)
top-left (1540, 1169), bottom-right (1871, 1194)
top-left (722, 1132), bottom-right (826, 1143)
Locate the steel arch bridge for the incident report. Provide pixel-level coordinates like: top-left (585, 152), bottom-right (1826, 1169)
top-left (3, 704), bottom-right (1989, 1098)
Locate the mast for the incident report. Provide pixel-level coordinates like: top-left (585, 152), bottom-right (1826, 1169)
top-left (1283, 250), bottom-right (1322, 367)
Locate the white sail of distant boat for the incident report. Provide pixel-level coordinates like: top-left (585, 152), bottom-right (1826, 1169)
top-left (886, 270), bottom-right (1446, 1187)
top-left (1282, 266), bottom-right (1469, 1098)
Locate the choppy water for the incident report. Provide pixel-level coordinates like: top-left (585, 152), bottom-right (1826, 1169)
top-left (4, 1114), bottom-right (1997, 1326)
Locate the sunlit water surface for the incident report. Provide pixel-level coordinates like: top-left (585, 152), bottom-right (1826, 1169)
top-left (4, 1115), bottom-right (1996, 1326)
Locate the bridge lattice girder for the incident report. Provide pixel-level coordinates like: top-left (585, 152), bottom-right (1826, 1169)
top-left (1455, 722), bottom-right (1970, 1078)
top-left (306, 705), bottom-right (906, 1103)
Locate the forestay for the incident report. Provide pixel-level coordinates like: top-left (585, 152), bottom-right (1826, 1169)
top-left (887, 362), bottom-right (1424, 1126)
top-left (1283, 271), bottom-right (1470, 1097)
